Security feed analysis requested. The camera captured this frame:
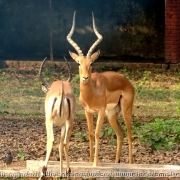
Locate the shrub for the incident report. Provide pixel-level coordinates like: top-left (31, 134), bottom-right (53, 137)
top-left (136, 118), bottom-right (180, 150)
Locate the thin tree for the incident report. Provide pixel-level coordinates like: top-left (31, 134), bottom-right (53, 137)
top-left (49, 0), bottom-right (53, 61)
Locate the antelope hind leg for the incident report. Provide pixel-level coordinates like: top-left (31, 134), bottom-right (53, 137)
top-left (106, 107), bottom-right (124, 163)
top-left (59, 124), bottom-right (66, 174)
top-left (42, 121), bottom-right (54, 176)
top-left (63, 119), bottom-right (73, 175)
top-left (121, 97), bottom-right (133, 163)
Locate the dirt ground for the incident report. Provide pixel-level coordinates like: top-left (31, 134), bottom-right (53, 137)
top-left (0, 116), bottom-right (180, 169)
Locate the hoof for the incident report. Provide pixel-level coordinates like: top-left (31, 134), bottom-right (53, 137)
top-left (38, 166), bottom-right (47, 180)
top-left (66, 168), bottom-right (71, 177)
top-left (42, 166), bottom-right (47, 173)
top-left (118, 159), bottom-right (120, 163)
top-left (41, 166), bottom-right (47, 177)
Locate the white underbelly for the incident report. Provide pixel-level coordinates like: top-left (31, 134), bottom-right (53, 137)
top-left (106, 103), bottom-right (117, 110)
top-left (53, 116), bottom-right (66, 126)
top-left (86, 108), bottom-right (97, 113)
top-left (86, 103), bottom-right (117, 113)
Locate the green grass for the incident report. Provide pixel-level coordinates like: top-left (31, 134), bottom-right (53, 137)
top-left (1, 67), bottom-right (180, 119)
top-left (132, 70), bottom-right (180, 118)
top-left (136, 118), bottom-right (180, 151)
top-left (0, 69), bottom-right (45, 117)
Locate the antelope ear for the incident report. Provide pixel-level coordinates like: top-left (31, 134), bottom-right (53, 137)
top-left (91, 50), bottom-right (100, 62)
top-left (69, 51), bottom-right (79, 63)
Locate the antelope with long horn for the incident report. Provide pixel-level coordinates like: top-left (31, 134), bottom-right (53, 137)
top-left (39, 57), bottom-right (76, 176)
top-left (67, 12), bottom-right (134, 166)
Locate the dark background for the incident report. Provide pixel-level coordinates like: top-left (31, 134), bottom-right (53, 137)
top-left (0, 0), bottom-right (164, 61)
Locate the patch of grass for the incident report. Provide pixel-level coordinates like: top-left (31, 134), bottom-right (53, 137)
top-left (99, 65), bottom-right (106, 71)
top-left (121, 67), bottom-right (127, 74)
top-left (100, 126), bottom-right (117, 146)
top-left (100, 126), bottom-right (115, 139)
top-left (0, 102), bottom-right (9, 109)
top-left (17, 148), bottom-right (25, 161)
top-left (136, 87), bottom-right (170, 101)
top-left (74, 132), bottom-right (88, 143)
top-left (42, 69), bottom-right (52, 79)
top-left (73, 87), bottom-right (80, 97)
top-left (73, 74), bottom-right (80, 83)
top-left (22, 89), bottom-right (43, 96)
top-left (135, 118), bottom-right (180, 151)
top-left (1, 67), bottom-right (180, 121)
top-left (133, 70), bottom-right (180, 118)
top-left (141, 70), bottom-right (151, 85)
top-left (0, 68), bottom-right (5, 76)
top-left (100, 117), bottom-right (180, 151)
top-left (0, 70), bottom-right (45, 118)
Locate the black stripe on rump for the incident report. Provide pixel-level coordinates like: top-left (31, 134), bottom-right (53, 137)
top-left (67, 98), bottom-right (71, 119)
top-left (52, 97), bottom-right (57, 113)
top-left (59, 96), bottom-right (63, 117)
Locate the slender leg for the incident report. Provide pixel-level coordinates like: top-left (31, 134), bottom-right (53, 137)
top-left (121, 97), bottom-right (133, 164)
top-left (93, 108), bottom-right (105, 166)
top-left (64, 145), bottom-right (70, 177)
top-left (43, 120), bottom-right (54, 169)
top-left (85, 110), bottom-right (94, 162)
top-left (59, 125), bottom-right (66, 174)
top-left (63, 119), bottom-right (72, 173)
top-left (106, 107), bottom-right (124, 163)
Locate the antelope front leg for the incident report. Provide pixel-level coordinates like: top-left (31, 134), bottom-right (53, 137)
top-left (85, 110), bottom-right (94, 162)
top-left (94, 108), bottom-right (105, 167)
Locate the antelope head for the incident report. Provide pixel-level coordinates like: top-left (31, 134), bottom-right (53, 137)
top-left (67, 11), bottom-right (103, 84)
top-left (39, 57), bottom-right (72, 92)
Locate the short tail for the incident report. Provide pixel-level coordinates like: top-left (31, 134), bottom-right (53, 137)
top-left (51, 82), bottom-right (71, 120)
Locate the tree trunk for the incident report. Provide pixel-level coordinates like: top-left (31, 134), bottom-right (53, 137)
top-left (49, 0), bottom-right (53, 61)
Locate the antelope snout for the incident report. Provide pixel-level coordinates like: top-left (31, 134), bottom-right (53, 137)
top-left (82, 76), bottom-right (89, 83)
